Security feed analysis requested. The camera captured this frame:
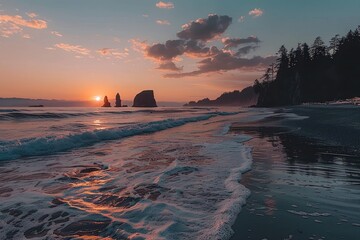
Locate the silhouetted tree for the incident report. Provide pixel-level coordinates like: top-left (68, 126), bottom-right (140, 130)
top-left (255, 26), bottom-right (360, 107)
top-left (311, 37), bottom-right (327, 60)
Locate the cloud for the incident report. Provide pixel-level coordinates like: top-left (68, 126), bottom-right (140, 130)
top-left (235, 45), bottom-right (259, 56)
top-left (0, 14), bottom-right (47, 37)
top-left (135, 14), bottom-right (274, 78)
top-left (177, 14), bottom-right (232, 41)
top-left (55, 43), bottom-right (91, 56)
top-left (145, 39), bottom-right (220, 61)
top-left (156, 20), bottom-right (170, 25)
top-left (0, 14), bottom-right (47, 29)
top-left (157, 61), bottom-right (183, 71)
top-left (129, 38), bottom-right (148, 53)
top-left (249, 8), bottom-right (264, 17)
top-left (222, 37), bottom-right (260, 49)
top-left (22, 34), bottom-right (31, 39)
top-left (51, 31), bottom-right (62, 37)
top-left (26, 12), bottom-right (38, 18)
top-left (238, 16), bottom-right (245, 23)
top-left (147, 40), bottom-right (185, 61)
top-left (97, 48), bottom-right (129, 59)
top-left (184, 40), bottom-right (220, 58)
top-left (156, 1), bottom-right (174, 9)
top-left (164, 52), bottom-right (276, 78)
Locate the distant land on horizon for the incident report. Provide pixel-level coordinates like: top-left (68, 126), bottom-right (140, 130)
top-left (184, 86), bottom-right (258, 107)
top-left (0, 98), bottom-right (183, 107)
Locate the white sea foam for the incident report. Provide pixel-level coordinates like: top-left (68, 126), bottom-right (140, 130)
top-left (0, 108), bottom-right (259, 240)
top-left (0, 112), bottom-right (238, 161)
top-left (198, 136), bottom-right (253, 240)
top-left (287, 210), bottom-right (331, 217)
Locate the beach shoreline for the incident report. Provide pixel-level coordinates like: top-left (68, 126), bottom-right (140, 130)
top-left (230, 105), bottom-right (360, 240)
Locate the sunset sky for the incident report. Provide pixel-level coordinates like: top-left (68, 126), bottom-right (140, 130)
top-left (1, 0), bottom-right (359, 102)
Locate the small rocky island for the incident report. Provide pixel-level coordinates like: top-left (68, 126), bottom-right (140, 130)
top-left (101, 91), bottom-right (157, 108)
top-left (102, 96), bottom-right (111, 107)
top-left (133, 90), bottom-right (157, 107)
top-left (115, 93), bottom-right (122, 107)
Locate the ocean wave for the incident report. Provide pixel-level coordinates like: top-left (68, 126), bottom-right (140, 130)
top-left (0, 112), bottom-right (96, 120)
top-left (0, 109), bottom-right (204, 121)
top-left (0, 109), bottom-right (22, 113)
top-left (0, 112), bottom-right (238, 161)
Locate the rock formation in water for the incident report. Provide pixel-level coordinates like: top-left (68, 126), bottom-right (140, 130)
top-left (115, 93), bottom-right (122, 107)
top-left (102, 96), bottom-right (111, 107)
top-left (132, 90), bottom-right (157, 107)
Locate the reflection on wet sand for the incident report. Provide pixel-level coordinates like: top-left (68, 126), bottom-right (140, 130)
top-left (230, 116), bottom-right (360, 240)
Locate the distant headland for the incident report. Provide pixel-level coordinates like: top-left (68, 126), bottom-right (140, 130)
top-left (184, 86), bottom-right (258, 107)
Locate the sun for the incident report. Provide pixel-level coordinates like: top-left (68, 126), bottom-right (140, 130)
top-left (95, 96), bottom-right (101, 102)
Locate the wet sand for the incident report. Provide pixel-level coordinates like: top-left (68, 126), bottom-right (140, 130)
top-left (230, 105), bottom-right (360, 240)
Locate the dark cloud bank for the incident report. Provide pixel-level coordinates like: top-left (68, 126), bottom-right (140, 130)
top-left (143, 14), bottom-right (275, 77)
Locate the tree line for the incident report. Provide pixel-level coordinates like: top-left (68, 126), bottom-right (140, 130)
top-left (254, 26), bottom-right (360, 107)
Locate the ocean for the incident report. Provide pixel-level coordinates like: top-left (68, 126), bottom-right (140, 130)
top-left (1, 106), bottom-right (359, 240)
top-left (0, 107), bottom-right (265, 239)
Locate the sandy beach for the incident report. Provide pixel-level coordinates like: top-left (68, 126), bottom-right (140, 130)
top-left (230, 105), bottom-right (360, 239)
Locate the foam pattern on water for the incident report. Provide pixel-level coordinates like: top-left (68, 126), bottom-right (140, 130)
top-left (0, 109), bottom-right (257, 240)
top-left (0, 112), bottom-right (239, 161)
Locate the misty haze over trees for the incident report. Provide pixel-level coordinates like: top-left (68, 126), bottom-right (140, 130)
top-left (254, 26), bottom-right (360, 107)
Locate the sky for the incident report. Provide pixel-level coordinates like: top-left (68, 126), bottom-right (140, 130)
top-left (0, 0), bottom-right (359, 102)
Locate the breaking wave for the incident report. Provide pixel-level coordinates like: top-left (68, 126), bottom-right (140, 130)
top-left (0, 112), bottom-right (238, 161)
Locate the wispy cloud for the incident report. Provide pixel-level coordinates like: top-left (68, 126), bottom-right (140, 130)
top-left (249, 8), bottom-right (264, 17)
top-left (0, 14), bottom-right (47, 37)
top-left (165, 54), bottom-right (276, 78)
top-left (130, 38), bottom-right (148, 53)
top-left (238, 16), bottom-right (245, 22)
top-left (97, 48), bottom-right (129, 59)
top-left (222, 37), bottom-right (260, 49)
top-left (156, 1), bottom-right (174, 9)
top-left (22, 33), bottom-right (31, 39)
top-left (51, 31), bottom-right (62, 37)
top-left (55, 43), bottom-right (91, 56)
top-left (0, 14), bottom-right (47, 29)
top-left (156, 20), bottom-right (170, 25)
top-left (26, 12), bottom-right (38, 18)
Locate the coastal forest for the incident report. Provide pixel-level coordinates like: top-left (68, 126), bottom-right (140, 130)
top-left (254, 26), bottom-right (360, 107)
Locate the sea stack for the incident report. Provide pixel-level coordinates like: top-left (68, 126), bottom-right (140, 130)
top-left (132, 90), bottom-right (157, 107)
top-left (115, 93), bottom-right (122, 107)
top-left (102, 96), bottom-right (111, 107)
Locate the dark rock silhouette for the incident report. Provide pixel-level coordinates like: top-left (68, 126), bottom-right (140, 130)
top-left (115, 93), bottom-right (122, 107)
top-left (133, 90), bottom-right (157, 107)
top-left (102, 96), bottom-right (111, 107)
top-left (185, 86), bottom-right (258, 106)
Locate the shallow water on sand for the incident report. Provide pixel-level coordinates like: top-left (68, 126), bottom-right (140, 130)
top-left (0, 107), bottom-right (263, 239)
top-left (230, 109), bottom-right (360, 240)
